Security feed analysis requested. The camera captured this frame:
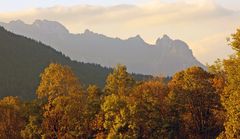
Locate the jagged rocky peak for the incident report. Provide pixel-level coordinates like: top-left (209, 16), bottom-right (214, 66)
top-left (162, 34), bottom-right (171, 40)
top-left (9, 19), bottom-right (25, 25)
top-left (155, 34), bottom-right (192, 56)
top-left (127, 34), bottom-right (145, 43)
top-left (155, 34), bottom-right (173, 46)
top-left (32, 19), bottom-right (69, 34)
top-left (82, 29), bottom-right (104, 38)
top-left (133, 34), bottom-right (143, 40)
top-left (83, 29), bottom-right (95, 35)
top-left (173, 39), bottom-right (190, 49)
top-left (82, 29), bottom-right (113, 39)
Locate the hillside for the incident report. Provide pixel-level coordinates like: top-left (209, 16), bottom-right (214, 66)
top-left (0, 27), bottom-right (150, 100)
top-left (0, 20), bottom-right (205, 75)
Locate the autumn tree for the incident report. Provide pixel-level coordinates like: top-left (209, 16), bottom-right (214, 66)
top-left (21, 115), bottom-right (42, 139)
top-left (104, 64), bottom-right (135, 96)
top-left (84, 85), bottom-right (104, 138)
top-left (86, 85), bottom-right (103, 122)
top-left (21, 99), bottom-right (43, 139)
top-left (37, 63), bottom-right (82, 101)
top-left (129, 79), bottom-right (169, 138)
top-left (168, 66), bottom-right (222, 138)
top-left (36, 63), bottom-right (85, 138)
top-left (208, 59), bottom-right (226, 95)
top-left (0, 96), bottom-right (25, 139)
top-left (218, 28), bottom-right (240, 138)
top-left (102, 65), bottom-right (135, 138)
top-left (102, 94), bottom-right (131, 138)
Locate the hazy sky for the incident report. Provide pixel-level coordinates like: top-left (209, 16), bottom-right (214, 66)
top-left (0, 0), bottom-right (240, 64)
top-left (1, 0), bottom-right (240, 11)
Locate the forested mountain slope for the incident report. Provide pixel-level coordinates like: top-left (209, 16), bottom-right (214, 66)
top-left (0, 27), bottom-right (150, 99)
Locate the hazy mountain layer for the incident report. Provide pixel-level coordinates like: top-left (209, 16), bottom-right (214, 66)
top-left (0, 20), bottom-right (205, 75)
top-left (0, 27), bottom-right (150, 100)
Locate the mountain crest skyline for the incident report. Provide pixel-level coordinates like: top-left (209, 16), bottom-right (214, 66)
top-left (1, 19), bottom-right (184, 45)
top-left (0, 19), bottom-right (205, 75)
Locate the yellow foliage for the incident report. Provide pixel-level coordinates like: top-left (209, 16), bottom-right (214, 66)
top-left (37, 63), bottom-right (82, 101)
top-left (218, 28), bottom-right (240, 138)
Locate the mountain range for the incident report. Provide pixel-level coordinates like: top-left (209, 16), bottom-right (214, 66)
top-left (0, 27), bottom-right (150, 100)
top-left (0, 20), bottom-right (205, 75)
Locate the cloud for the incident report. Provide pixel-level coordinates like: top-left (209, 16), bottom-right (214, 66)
top-left (0, 0), bottom-right (239, 64)
top-left (190, 33), bottom-right (234, 64)
top-left (0, 1), bottom-right (234, 26)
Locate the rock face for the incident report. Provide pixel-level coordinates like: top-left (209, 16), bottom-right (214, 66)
top-left (0, 19), bottom-right (205, 75)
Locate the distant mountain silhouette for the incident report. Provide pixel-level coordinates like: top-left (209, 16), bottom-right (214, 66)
top-left (0, 20), bottom-right (205, 75)
top-left (0, 27), bottom-right (150, 100)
